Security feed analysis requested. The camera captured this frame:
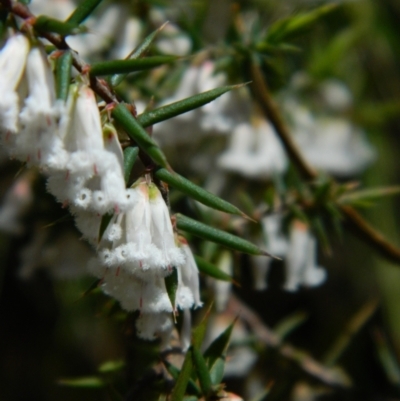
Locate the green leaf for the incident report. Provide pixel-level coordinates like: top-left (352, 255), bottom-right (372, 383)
top-left (34, 15), bottom-right (81, 36)
top-left (273, 311), bottom-right (308, 340)
top-left (67, 0), bottom-right (104, 25)
top-left (98, 212), bottom-right (113, 242)
top-left (266, 4), bottom-right (337, 44)
top-left (112, 103), bottom-right (169, 168)
top-left (137, 85), bottom-right (241, 127)
top-left (123, 146), bottom-right (139, 184)
top-left (204, 319), bottom-right (236, 370)
top-left (194, 255), bottom-right (234, 283)
top-left (110, 23), bottom-right (167, 87)
top-left (58, 376), bottom-right (105, 388)
top-left (170, 349), bottom-right (193, 401)
top-left (90, 56), bottom-right (178, 77)
top-left (338, 186), bottom-right (400, 205)
top-left (209, 357), bottom-right (225, 386)
top-left (165, 267), bottom-right (178, 309)
top-left (55, 51), bottom-right (73, 101)
top-left (164, 361), bottom-right (201, 396)
top-left (98, 359), bottom-right (125, 374)
top-left (176, 214), bottom-right (276, 257)
top-left (155, 168), bottom-right (248, 218)
top-left (191, 347), bottom-right (212, 397)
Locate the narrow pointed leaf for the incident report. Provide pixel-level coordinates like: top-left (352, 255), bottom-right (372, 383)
top-left (204, 319), bottom-right (236, 370)
top-left (170, 349), bottom-right (193, 401)
top-left (137, 85), bottom-right (239, 128)
top-left (112, 103), bottom-right (169, 168)
top-left (194, 255), bottom-right (234, 282)
top-left (191, 347), bottom-right (212, 397)
top-left (155, 168), bottom-right (247, 217)
top-left (67, 0), bottom-right (104, 25)
top-left (123, 146), bottom-right (139, 184)
top-left (164, 361), bottom-right (201, 396)
top-left (56, 51), bottom-right (73, 101)
top-left (90, 56), bottom-right (178, 77)
top-left (98, 359), bottom-right (125, 374)
top-left (165, 267), bottom-right (178, 309)
top-left (176, 214), bottom-right (275, 257)
top-left (192, 311), bottom-right (209, 350)
top-left (111, 23), bottom-right (167, 87)
top-left (98, 212), bottom-right (113, 242)
top-left (266, 4), bottom-right (337, 44)
top-left (58, 376), bottom-right (105, 388)
top-left (209, 357), bottom-right (225, 386)
top-left (34, 15), bottom-right (81, 36)
top-left (338, 185), bottom-right (400, 205)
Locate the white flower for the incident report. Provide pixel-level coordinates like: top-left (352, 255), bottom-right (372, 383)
top-left (136, 312), bottom-right (174, 346)
top-left (207, 250), bottom-right (232, 312)
top-left (15, 46), bottom-right (64, 168)
top-left (95, 181), bottom-right (184, 278)
top-left (284, 221), bottom-right (326, 292)
top-left (0, 34), bottom-right (30, 138)
top-left (176, 237), bottom-right (202, 309)
top-left (218, 119), bottom-right (288, 179)
top-left (251, 214), bottom-right (288, 290)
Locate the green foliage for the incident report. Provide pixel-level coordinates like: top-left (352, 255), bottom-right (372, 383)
top-left (112, 103), bottom-right (169, 168)
top-left (66, 0), bottom-right (104, 25)
top-left (55, 51), bottom-right (72, 101)
top-left (156, 168), bottom-right (247, 217)
top-left (176, 214), bottom-right (273, 257)
top-left (34, 15), bottom-right (82, 36)
top-left (90, 56), bottom-right (179, 76)
top-left (137, 85), bottom-right (240, 127)
top-left (123, 146), bottom-right (139, 184)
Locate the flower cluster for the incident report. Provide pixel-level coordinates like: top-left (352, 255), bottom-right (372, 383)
top-left (0, 34), bottom-right (201, 343)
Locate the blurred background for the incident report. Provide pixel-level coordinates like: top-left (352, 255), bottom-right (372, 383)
top-left (1, 0), bottom-right (400, 400)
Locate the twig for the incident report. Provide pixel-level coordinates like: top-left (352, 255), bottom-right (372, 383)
top-left (228, 294), bottom-right (350, 387)
top-left (249, 60), bottom-right (400, 265)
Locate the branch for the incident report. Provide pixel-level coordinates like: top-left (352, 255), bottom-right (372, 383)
top-left (249, 60), bottom-right (400, 265)
top-left (228, 294), bottom-right (350, 387)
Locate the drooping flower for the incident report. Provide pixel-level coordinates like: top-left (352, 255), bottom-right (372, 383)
top-left (0, 34), bottom-right (30, 139)
top-left (14, 46), bottom-right (65, 168)
top-left (284, 220), bottom-right (326, 292)
top-left (251, 214), bottom-right (288, 290)
top-left (218, 119), bottom-right (288, 179)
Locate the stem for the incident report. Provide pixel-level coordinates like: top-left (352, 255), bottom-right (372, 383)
top-left (249, 60), bottom-right (400, 265)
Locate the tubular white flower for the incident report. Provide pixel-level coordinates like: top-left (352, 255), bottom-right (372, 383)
top-left (177, 237), bottom-right (202, 309)
top-left (15, 46), bottom-right (65, 168)
top-left (218, 119), bottom-right (288, 178)
top-left (0, 34), bottom-right (29, 139)
top-left (149, 184), bottom-right (185, 268)
top-left (284, 221), bottom-right (326, 292)
top-left (94, 181), bottom-right (183, 280)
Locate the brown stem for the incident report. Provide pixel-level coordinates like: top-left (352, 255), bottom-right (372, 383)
top-left (249, 60), bottom-right (400, 265)
top-left (228, 294), bottom-right (350, 386)
top-left (249, 61), bottom-right (317, 181)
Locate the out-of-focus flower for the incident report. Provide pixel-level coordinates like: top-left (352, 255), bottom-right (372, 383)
top-left (282, 73), bottom-right (376, 177)
top-left (218, 118), bottom-right (288, 179)
top-left (251, 214), bottom-right (288, 290)
top-left (284, 220), bottom-right (327, 292)
top-left (154, 61), bottom-right (235, 145)
top-left (207, 250), bottom-right (233, 312)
